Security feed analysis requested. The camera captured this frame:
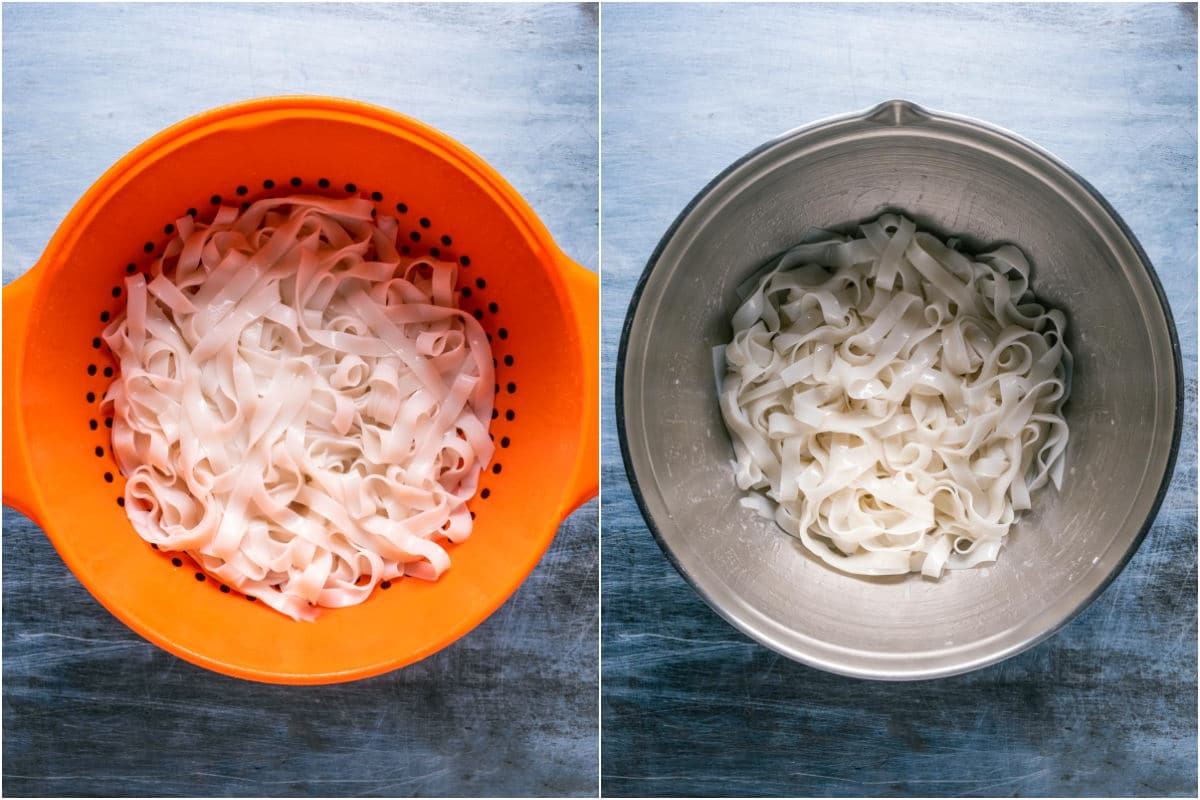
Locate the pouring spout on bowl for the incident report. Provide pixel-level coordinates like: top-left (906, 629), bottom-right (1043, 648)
top-left (863, 99), bottom-right (933, 127)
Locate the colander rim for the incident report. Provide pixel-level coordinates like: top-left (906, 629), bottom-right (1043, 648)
top-left (6, 94), bottom-right (591, 684)
top-left (30, 95), bottom-right (566, 288)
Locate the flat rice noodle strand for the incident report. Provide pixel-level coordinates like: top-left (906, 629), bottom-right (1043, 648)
top-left (718, 215), bottom-right (1071, 578)
top-left (102, 196), bottom-right (495, 620)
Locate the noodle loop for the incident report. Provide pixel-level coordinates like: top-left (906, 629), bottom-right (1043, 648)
top-left (104, 196), bottom-right (494, 619)
top-left (718, 215), bottom-right (1070, 577)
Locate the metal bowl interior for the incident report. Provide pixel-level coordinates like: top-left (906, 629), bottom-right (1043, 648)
top-left (617, 100), bottom-right (1183, 680)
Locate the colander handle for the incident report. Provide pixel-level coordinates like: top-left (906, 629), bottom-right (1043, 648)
top-left (559, 254), bottom-right (599, 516)
top-left (3, 270), bottom-right (42, 520)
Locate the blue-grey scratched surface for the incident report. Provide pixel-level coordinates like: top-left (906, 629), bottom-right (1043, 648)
top-left (2, 4), bottom-right (598, 797)
top-left (600, 3), bottom-right (1196, 797)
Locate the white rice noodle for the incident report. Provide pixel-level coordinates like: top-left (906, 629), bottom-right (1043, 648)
top-left (718, 213), bottom-right (1070, 578)
top-left (103, 195), bottom-right (495, 619)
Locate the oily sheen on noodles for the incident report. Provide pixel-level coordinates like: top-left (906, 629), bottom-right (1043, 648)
top-left (718, 214), bottom-right (1070, 578)
top-left (102, 195), bottom-right (494, 620)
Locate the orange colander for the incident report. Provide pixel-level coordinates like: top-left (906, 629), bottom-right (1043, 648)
top-left (2, 96), bottom-right (598, 684)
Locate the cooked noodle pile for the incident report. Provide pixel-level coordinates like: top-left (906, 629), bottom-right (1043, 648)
top-left (718, 214), bottom-right (1070, 577)
top-left (103, 195), bottom-right (494, 619)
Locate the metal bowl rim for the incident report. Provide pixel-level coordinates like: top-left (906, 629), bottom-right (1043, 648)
top-left (614, 98), bottom-right (1186, 681)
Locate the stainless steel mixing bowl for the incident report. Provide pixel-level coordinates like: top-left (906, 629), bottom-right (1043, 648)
top-left (617, 99), bottom-right (1183, 680)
